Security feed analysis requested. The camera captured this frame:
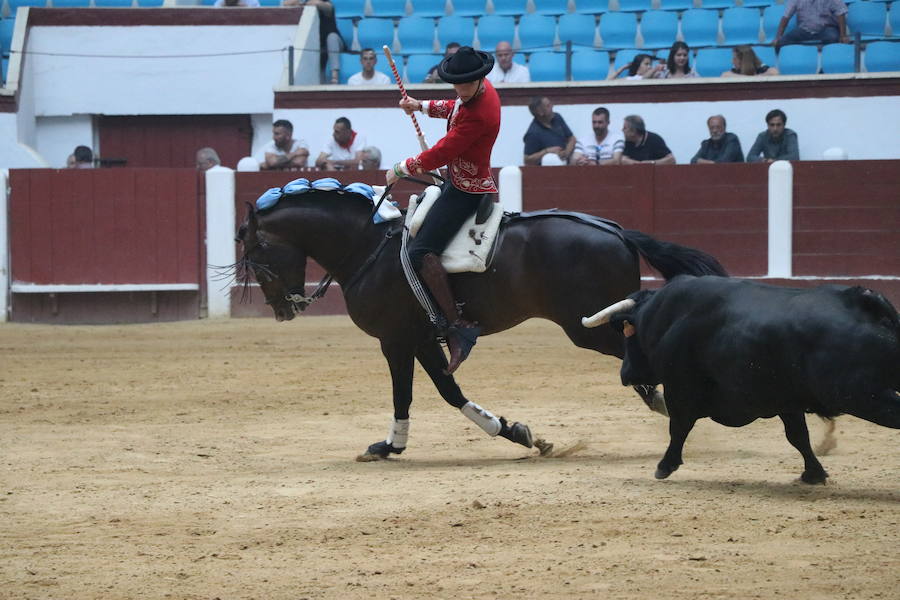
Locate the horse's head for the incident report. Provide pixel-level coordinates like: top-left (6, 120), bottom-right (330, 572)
top-left (237, 206), bottom-right (308, 322)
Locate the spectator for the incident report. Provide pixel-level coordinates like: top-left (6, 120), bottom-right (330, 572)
top-left (523, 96), bottom-right (576, 166)
top-left (746, 109), bottom-right (799, 163)
top-left (260, 119), bottom-right (310, 170)
top-left (486, 41), bottom-right (531, 84)
top-left (621, 115), bottom-right (676, 165)
top-left (314, 117), bottom-right (368, 171)
top-left (657, 42), bottom-right (698, 79)
top-left (196, 147), bottom-right (230, 171)
top-left (347, 48), bottom-right (392, 86)
top-left (214, 0), bottom-right (260, 6)
top-left (424, 42), bottom-right (461, 83)
top-left (284, 0), bottom-right (344, 83)
top-left (610, 53), bottom-right (662, 80)
top-left (73, 145), bottom-right (94, 168)
top-left (690, 115), bottom-right (744, 164)
top-left (774, 0), bottom-right (849, 48)
top-left (571, 107), bottom-right (624, 166)
top-left (360, 146), bottom-right (382, 170)
top-left (65, 154), bottom-right (76, 168)
top-left (721, 46), bottom-right (780, 77)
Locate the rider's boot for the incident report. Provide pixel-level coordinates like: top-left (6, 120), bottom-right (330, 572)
top-left (418, 253), bottom-right (481, 374)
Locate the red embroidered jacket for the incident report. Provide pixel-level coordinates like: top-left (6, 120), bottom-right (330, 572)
top-left (404, 80), bottom-right (501, 193)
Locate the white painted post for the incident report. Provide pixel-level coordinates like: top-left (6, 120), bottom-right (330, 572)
top-left (0, 170), bottom-right (8, 322)
top-left (205, 168), bottom-right (236, 318)
top-left (498, 165), bottom-right (522, 213)
top-left (767, 160), bottom-right (793, 278)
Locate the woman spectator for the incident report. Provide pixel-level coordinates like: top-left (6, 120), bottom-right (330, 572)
top-left (609, 53), bottom-right (661, 80)
top-left (721, 45), bottom-right (780, 77)
top-left (284, 0), bottom-right (345, 83)
top-left (656, 41), bottom-right (698, 78)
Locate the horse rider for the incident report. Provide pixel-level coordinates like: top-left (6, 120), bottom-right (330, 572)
top-left (386, 46), bottom-right (501, 375)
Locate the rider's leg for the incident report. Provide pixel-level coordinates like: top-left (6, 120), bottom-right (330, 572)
top-left (409, 185), bottom-right (484, 374)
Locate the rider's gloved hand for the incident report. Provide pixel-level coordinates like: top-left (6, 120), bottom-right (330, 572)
top-left (386, 161), bottom-right (409, 186)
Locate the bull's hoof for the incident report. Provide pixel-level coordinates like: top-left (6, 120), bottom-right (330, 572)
top-left (356, 440), bottom-right (405, 462)
top-left (800, 469), bottom-right (828, 485)
top-left (654, 462), bottom-right (679, 480)
top-left (499, 418), bottom-right (533, 448)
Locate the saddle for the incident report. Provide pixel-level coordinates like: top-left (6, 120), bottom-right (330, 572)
top-left (406, 186), bottom-right (504, 273)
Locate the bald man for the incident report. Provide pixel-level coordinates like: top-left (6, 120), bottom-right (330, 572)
top-left (486, 41), bottom-right (530, 84)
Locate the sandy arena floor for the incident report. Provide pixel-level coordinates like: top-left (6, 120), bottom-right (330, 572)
top-left (1, 316), bottom-right (898, 599)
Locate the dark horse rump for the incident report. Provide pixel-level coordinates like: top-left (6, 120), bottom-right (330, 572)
top-left (236, 189), bottom-right (727, 458)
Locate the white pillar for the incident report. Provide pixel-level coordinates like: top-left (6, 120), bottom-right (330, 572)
top-left (498, 165), bottom-right (522, 213)
top-left (0, 170), bottom-right (8, 322)
top-left (205, 168), bottom-right (236, 318)
top-left (767, 160), bottom-right (793, 278)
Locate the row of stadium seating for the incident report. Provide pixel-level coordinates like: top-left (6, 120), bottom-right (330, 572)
top-left (2, 0), bottom-right (162, 16)
top-left (338, 4), bottom-right (898, 54)
top-left (334, 0), bottom-right (895, 19)
top-left (339, 41), bottom-right (898, 82)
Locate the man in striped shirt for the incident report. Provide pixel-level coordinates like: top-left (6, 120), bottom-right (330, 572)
top-left (571, 107), bottom-right (625, 166)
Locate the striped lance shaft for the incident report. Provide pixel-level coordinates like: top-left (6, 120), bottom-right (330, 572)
top-left (383, 45), bottom-right (425, 139)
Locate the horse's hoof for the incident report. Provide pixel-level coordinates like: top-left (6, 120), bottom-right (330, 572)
top-left (499, 419), bottom-right (533, 448)
top-left (356, 440), bottom-right (405, 462)
top-left (800, 469), bottom-right (828, 485)
top-left (654, 462), bottom-right (679, 479)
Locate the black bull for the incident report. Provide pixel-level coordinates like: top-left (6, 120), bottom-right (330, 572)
top-left (236, 189), bottom-right (727, 459)
top-left (584, 275), bottom-right (900, 484)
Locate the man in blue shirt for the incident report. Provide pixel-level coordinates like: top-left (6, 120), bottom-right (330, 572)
top-left (523, 96), bottom-right (576, 166)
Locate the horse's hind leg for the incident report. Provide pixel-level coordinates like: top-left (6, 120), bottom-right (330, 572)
top-left (415, 340), bottom-right (533, 449)
top-left (360, 340), bottom-right (415, 460)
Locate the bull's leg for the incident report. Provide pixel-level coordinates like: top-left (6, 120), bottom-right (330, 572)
top-left (415, 339), bottom-right (533, 449)
top-left (363, 340), bottom-right (415, 459)
top-left (779, 413), bottom-right (828, 484)
top-left (656, 414), bottom-right (696, 480)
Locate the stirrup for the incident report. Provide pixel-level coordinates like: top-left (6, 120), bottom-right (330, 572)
top-left (446, 321), bottom-right (481, 374)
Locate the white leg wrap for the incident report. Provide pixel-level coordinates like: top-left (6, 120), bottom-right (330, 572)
top-left (387, 418), bottom-right (409, 449)
top-left (461, 401), bottom-right (502, 437)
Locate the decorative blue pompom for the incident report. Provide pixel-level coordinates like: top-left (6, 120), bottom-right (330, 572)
top-left (343, 182), bottom-right (375, 200)
top-left (283, 178), bottom-right (311, 195)
top-left (256, 187), bottom-right (284, 210)
top-left (311, 177), bottom-right (342, 191)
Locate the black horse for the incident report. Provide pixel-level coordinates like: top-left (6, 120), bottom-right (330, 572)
top-left (236, 187), bottom-right (727, 458)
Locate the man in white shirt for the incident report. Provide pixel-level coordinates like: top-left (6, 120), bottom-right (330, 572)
top-left (347, 48), bottom-right (392, 86)
top-left (314, 117), bottom-right (368, 171)
top-left (260, 119), bottom-right (309, 170)
top-left (486, 41), bottom-right (530, 84)
top-left (195, 147), bottom-right (231, 171)
top-left (571, 107), bottom-right (624, 166)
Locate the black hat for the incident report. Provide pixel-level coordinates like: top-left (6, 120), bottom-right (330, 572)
top-left (437, 46), bottom-right (494, 84)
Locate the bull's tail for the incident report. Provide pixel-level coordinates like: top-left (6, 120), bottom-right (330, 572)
top-left (623, 229), bottom-right (728, 281)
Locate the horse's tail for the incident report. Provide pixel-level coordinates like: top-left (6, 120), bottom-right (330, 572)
top-left (622, 229), bottom-right (729, 281)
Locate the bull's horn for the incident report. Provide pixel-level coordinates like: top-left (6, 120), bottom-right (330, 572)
top-left (581, 298), bottom-right (636, 328)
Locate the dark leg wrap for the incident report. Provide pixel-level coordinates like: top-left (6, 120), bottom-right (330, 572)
top-left (499, 417), bottom-right (534, 448)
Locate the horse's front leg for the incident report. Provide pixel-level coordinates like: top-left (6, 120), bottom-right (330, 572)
top-left (360, 339), bottom-right (415, 460)
top-left (415, 339), bottom-right (534, 450)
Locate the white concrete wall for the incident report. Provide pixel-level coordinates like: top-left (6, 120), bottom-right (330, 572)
top-left (35, 115), bottom-right (94, 169)
top-left (273, 94), bottom-right (900, 170)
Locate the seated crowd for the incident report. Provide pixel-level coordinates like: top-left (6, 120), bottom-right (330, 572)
top-left (254, 117), bottom-right (382, 172)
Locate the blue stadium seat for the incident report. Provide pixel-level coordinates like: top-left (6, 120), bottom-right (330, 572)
top-left (574, 0), bottom-right (608, 14)
top-left (8, 0), bottom-right (48, 12)
top-left (694, 46), bottom-right (732, 75)
top-left (777, 43), bottom-right (818, 74)
top-left (740, 0), bottom-right (772, 7)
top-left (258, 0), bottom-right (283, 7)
top-left (639, 10), bottom-right (678, 49)
top-left (533, 0), bottom-right (570, 16)
top-left (1, 57), bottom-right (7, 84)
top-left (763, 4), bottom-right (794, 42)
top-left (699, 0), bottom-right (733, 8)
top-left (0, 19), bottom-right (14, 57)
top-left (558, 13), bottom-right (597, 49)
top-left (336, 17), bottom-right (355, 47)
top-left (339, 52), bottom-right (361, 83)
top-left (518, 14), bottom-right (557, 51)
top-left (599, 12), bottom-right (638, 49)
top-left (51, 0), bottom-right (91, 6)
top-left (722, 7), bottom-right (761, 45)
top-left (371, 0), bottom-right (408, 17)
top-left (681, 9), bottom-right (720, 46)
top-left (571, 48), bottom-right (610, 79)
top-left (864, 40), bottom-right (900, 71)
top-left (491, 0), bottom-right (528, 16)
top-left (658, 0), bottom-right (693, 11)
top-left (411, 0), bottom-right (447, 17)
top-left (334, 0), bottom-right (367, 18)
top-left (94, 0), bottom-right (135, 5)
top-left (405, 53), bottom-right (440, 81)
top-left (356, 18), bottom-right (396, 50)
top-left (890, 5), bottom-right (900, 36)
top-left (437, 15), bottom-right (476, 46)
top-left (476, 15), bottom-right (515, 50)
top-left (527, 51), bottom-right (567, 80)
top-left (751, 44), bottom-right (775, 67)
top-left (619, 0), bottom-right (652, 12)
top-left (135, 0), bottom-right (163, 6)
top-left (848, 2), bottom-right (888, 39)
top-left (820, 43), bottom-right (856, 73)
top-left (450, 0), bottom-right (486, 16)
top-left (398, 16), bottom-right (437, 53)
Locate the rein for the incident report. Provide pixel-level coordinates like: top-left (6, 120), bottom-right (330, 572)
top-left (282, 173), bottom-right (444, 313)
